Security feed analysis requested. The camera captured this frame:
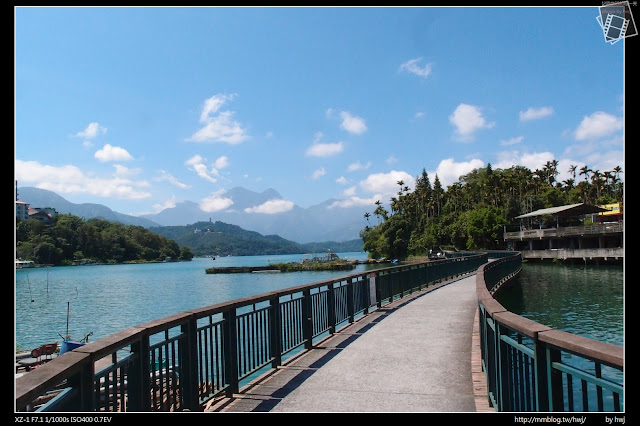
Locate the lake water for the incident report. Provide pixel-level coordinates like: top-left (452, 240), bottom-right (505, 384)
top-left (494, 262), bottom-right (624, 347)
top-left (15, 255), bottom-right (624, 354)
top-left (15, 252), bottom-right (377, 352)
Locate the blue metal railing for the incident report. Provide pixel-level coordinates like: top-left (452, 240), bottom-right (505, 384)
top-left (476, 253), bottom-right (624, 412)
top-left (16, 253), bottom-right (486, 412)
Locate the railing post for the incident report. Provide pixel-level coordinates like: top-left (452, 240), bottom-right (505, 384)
top-left (533, 337), bottom-right (550, 411)
top-left (546, 346), bottom-right (564, 412)
top-left (302, 288), bottom-right (313, 349)
top-left (347, 278), bottom-right (355, 324)
top-left (128, 336), bottom-right (151, 411)
top-left (496, 322), bottom-right (512, 412)
top-left (269, 295), bottom-right (282, 368)
top-left (62, 359), bottom-right (94, 411)
top-left (376, 272), bottom-right (384, 307)
top-left (180, 316), bottom-right (199, 411)
top-left (223, 308), bottom-right (239, 396)
top-left (327, 283), bottom-right (336, 334)
top-left (363, 275), bottom-right (371, 315)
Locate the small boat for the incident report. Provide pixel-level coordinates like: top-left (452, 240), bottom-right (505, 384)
top-left (59, 302), bottom-right (93, 354)
top-left (60, 338), bottom-right (85, 354)
top-left (16, 260), bottom-right (35, 269)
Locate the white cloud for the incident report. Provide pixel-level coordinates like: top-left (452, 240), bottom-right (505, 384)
top-left (327, 194), bottom-right (383, 209)
top-left (184, 154), bottom-right (230, 183)
top-left (200, 190), bottom-right (234, 213)
top-left (15, 159), bottom-right (151, 200)
top-left (347, 161), bottom-right (371, 172)
top-left (213, 155), bottom-right (230, 170)
top-left (449, 104), bottom-right (495, 141)
top-left (519, 106), bottom-right (554, 121)
top-left (574, 111), bottom-right (623, 140)
top-left (386, 155), bottom-right (398, 164)
top-left (359, 170), bottom-right (414, 195)
top-left (188, 94), bottom-right (249, 144)
top-left (312, 167), bottom-right (326, 179)
top-left (200, 94), bottom-right (233, 122)
top-left (399, 57), bottom-right (433, 78)
top-left (75, 122), bottom-right (107, 139)
top-left (328, 195), bottom-right (382, 209)
top-left (500, 136), bottom-right (524, 146)
top-left (94, 144), bottom-right (134, 162)
top-left (432, 158), bottom-right (485, 188)
top-left (306, 142), bottom-right (344, 157)
top-left (113, 164), bottom-right (143, 179)
top-left (340, 111), bottom-right (367, 134)
top-left (156, 170), bottom-right (191, 189)
top-left (336, 176), bottom-right (349, 185)
top-left (151, 196), bottom-right (178, 213)
top-left (244, 199), bottom-right (295, 214)
top-left (342, 185), bottom-right (357, 197)
top-left (494, 151), bottom-right (554, 172)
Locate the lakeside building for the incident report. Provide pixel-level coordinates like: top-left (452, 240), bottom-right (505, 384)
top-left (503, 202), bottom-right (623, 263)
top-left (15, 200), bottom-right (57, 225)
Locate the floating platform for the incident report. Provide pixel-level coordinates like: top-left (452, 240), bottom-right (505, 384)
top-left (206, 260), bottom-right (357, 274)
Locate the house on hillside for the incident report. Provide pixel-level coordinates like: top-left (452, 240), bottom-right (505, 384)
top-left (16, 200), bottom-right (29, 221)
top-left (15, 199), bottom-right (58, 224)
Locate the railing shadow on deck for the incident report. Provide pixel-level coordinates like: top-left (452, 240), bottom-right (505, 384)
top-left (476, 253), bottom-right (624, 412)
top-left (16, 253), bottom-right (488, 413)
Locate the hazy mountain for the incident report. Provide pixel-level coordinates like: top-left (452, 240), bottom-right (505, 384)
top-left (140, 187), bottom-right (369, 243)
top-left (149, 221), bottom-right (363, 257)
top-left (16, 187), bottom-right (161, 228)
top-left (16, 186), bottom-right (370, 244)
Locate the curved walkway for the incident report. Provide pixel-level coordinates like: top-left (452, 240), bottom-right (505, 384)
top-left (206, 273), bottom-right (490, 413)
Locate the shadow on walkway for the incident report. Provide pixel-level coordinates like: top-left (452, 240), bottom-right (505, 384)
top-left (205, 274), bottom-right (473, 413)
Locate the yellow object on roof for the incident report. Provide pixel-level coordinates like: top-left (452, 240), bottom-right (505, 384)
top-left (599, 203), bottom-right (623, 216)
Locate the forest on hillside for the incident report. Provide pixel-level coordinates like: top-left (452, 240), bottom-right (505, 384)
top-left (360, 162), bottom-right (623, 260)
top-left (15, 215), bottom-right (192, 265)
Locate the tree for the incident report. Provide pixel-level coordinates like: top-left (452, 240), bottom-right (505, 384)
top-left (465, 206), bottom-right (508, 250)
top-left (179, 246), bottom-right (194, 261)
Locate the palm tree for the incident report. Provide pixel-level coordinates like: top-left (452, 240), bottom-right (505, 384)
top-left (562, 178), bottom-right (575, 191)
top-left (568, 164), bottom-right (577, 180)
top-left (591, 170), bottom-right (604, 201)
top-left (612, 165), bottom-right (623, 180)
top-left (579, 165), bottom-right (592, 182)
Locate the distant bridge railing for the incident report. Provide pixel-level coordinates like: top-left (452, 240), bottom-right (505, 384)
top-left (16, 253), bottom-right (487, 412)
top-left (504, 221), bottom-right (623, 240)
top-left (476, 253), bottom-right (624, 412)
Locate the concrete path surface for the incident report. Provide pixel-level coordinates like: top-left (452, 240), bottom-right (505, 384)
top-left (206, 273), bottom-right (484, 413)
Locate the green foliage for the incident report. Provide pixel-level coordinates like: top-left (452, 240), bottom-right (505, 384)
top-left (360, 162), bottom-right (623, 260)
top-left (15, 214), bottom-right (186, 265)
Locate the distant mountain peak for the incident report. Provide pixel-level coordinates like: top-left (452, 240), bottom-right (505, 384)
top-left (16, 186), bottom-right (160, 228)
top-left (18, 185), bottom-right (369, 243)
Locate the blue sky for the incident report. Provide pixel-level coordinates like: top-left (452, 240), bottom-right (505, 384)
top-left (15, 6), bottom-right (625, 218)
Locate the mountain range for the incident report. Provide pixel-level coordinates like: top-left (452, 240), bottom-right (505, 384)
top-left (16, 186), bottom-right (370, 243)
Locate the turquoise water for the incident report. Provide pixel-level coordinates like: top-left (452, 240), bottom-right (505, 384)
top-left (495, 262), bottom-right (624, 346)
top-left (16, 256), bottom-right (624, 354)
top-left (494, 262), bottom-right (624, 411)
top-left (15, 252), bottom-right (375, 352)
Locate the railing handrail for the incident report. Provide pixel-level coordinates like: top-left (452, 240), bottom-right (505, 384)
top-left (476, 253), bottom-right (624, 412)
top-left (504, 221), bottom-right (623, 240)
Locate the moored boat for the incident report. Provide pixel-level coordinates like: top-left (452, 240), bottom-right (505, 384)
top-left (16, 259), bottom-right (34, 269)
